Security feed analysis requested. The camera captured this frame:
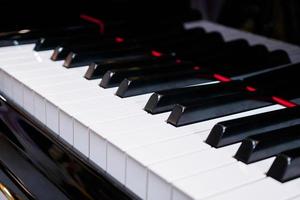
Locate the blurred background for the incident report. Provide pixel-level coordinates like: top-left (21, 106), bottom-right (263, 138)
top-left (0, 0), bottom-right (299, 45)
top-left (192, 0), bottom-right (300, 45)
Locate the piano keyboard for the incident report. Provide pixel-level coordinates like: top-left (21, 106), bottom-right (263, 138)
top-left (1, 20), bottom-right (300, 200)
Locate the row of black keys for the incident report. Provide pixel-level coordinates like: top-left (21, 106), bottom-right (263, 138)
top-left (2, 23), bottom-right (300, 184)
top-left (29, 24), bottom-right (300, 124)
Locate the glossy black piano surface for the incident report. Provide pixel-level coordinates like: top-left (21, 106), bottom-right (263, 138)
top-left (0, 95), bottom-right (139, 200)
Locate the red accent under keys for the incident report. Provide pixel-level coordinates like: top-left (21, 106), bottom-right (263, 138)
top-left (272, 96), bottom-right (297, 108)
top-left (246, 86), bottom-right (257, 92)
top-left (115, 37), bottom-right (125, 43)
top-left (213, 74), bottom-right (232, 82)
top-left (193, 66), bottom-right (201, 71)
top-left (175, 59), bottom-right (182, 64)
top-left (80, 14), bottom-right (105, 33)
top-left (151, 50), bottom-right (163, 57)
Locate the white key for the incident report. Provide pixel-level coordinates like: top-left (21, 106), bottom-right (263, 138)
top-left (54, 93), bottom-right (150, 141)
top-left (205, 178), bottom-right (300, 200)
top-left (71, 106), bottom-right (165, 154)
top-left (14, 67), bottom-right (85, 84)
top-left (0, 44), bottom-right (35, 54)
top-left (125, 134), bottom-right (210, 199)
top-left (4, 64), bottom-right (85, 84)
top-left (1, 60), bottom-right (59, 73)
top-left (57, 92), bottom-right (150, 124)
top-left (146, 142), bottom-right (276, 200)
top-left (172, 161), bottom-right (268, 200)
top-left (1, 71), bottom-right (13, 98)
top-left (0, 51), bottom-right (52, 64)
top-left (0, 69), bottom-right (4, 91)
top-left (107, 124), bottom-right (208, 183)
top-left (23, 86), bottom-right (35, 114)
top-left (88, 114), bottom-right (169, 170)
top-left (4, 58), bottom-right (145, 145)
top-left (11, 77), bottom-right (24, 106)
top-left (146, 145), bottom-right (239, 200)
top-left (291, 195), bottom-right (300, 200)
top-left (9, 68), bottom-right (87, 107)
top-left (172, 157), bottom-right (277, 200)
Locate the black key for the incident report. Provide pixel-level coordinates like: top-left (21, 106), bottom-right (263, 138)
top-left (175, 39), bottom-right (249, 61)
top-left (52, 44), bottom-right (88, 61)
top-left (167, 92), bottom-right (273, 127)
top-left (51, 36), bottom-right (135, 61)
top-left (84, 55), bottom-right (173, 80)
top-left (144, 81), bottom-right (245, 114)
top-left (219, 49), bottom-right (290, 80)
top-left (227, 50), bottom-right (291, 82)
top-left (100, 60), bottom-right (194, 88)
top-left (52, 39), bottom-right (135, 61)
top-left (63, 30), bottom-right (221, 68)
top-left (51, 28), bottom-right (205, 61)
top-left (35, 23), bottom-right (183, 52)
top-left (34, 36), bottom-right (66, 51)
top-left (109, 20), bottom-right (186, 36)
top-left (84, 39), bottom-right (247, 80)
top-left (154, 31), bottom-right (223, 53)
top-left (235, 125), bottom-right (300, 164)
top-left (240, 63), bottom-right (300, 106)
top-left (206, 106), bottom-right (300, 148)
top-left (144, 49), bottom-right (290, 115)
top-left (61, 38), bottom-right (178, 68)
top-left (115, 68), bottom-right (214, 98)
top-left (63, 47), bottom-right (144, 68)
top-left (51, 45), bottom-right (69, 61)
top-left (244, 63), bottom-right (300, 97)
top-left (197, 45), bottom-right (274, 78)
top-left (0, 29), bottom-right (41, 46)
top-left (63, 40), bottom-right (159, 67)
top-left (189, 45), bottom-right (268, 69)
top-left (114, 45), bottom-right (270, 98)
top-left (34, 31), bottom-right (101, 51)
top-left (142, 45), bottom-right (267, 84)
top-left (267, 147), bottom-right (300, 182)
top-left (0, 25), bottom-right (98, 47)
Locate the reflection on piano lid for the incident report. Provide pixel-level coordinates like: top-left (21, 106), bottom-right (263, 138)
top-left (0, 96), bottom-right (137, 200)
top-left (1, 9), bottom-right (300, 200)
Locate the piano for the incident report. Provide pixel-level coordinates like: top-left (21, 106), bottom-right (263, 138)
top-left (1, 1), bottom-right (300, 199)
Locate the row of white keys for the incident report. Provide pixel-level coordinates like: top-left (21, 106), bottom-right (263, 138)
top-left (1, 53), bottom-right (90, 112)
top-left (0, 45), bottom-right (290, 200)
top-left (3, 66), bottom-right (145, 134)
top-left (1, 55), bottom-right (282, 200)
top-left (12, 65), bottom-right (88, 108)
top-left (0, 52), bottom-right (282, 186)
top-left (88, 106), bottom-right (279, 198)
top-left (38, 81), bottom-right (154, 145)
